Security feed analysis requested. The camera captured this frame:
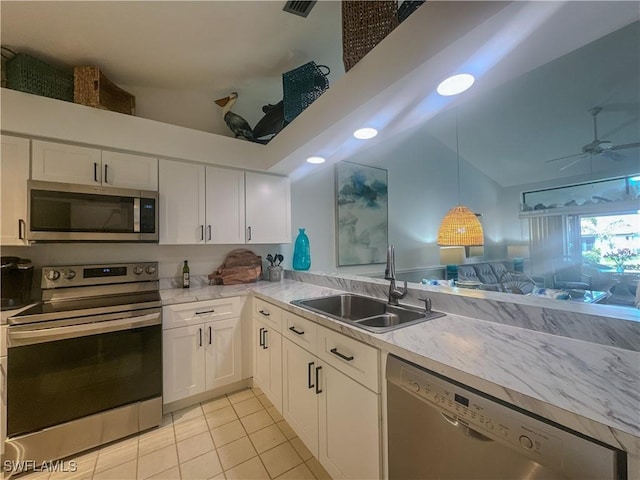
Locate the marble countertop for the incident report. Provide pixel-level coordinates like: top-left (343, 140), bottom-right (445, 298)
top-left (163, 279), bottom-right (639, 455)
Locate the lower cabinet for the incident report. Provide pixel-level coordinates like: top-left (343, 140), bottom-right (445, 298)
top-left (253, 318), bottom-right (283, 412)
top-left (1, 355), bottom-right (6, 460)
top-left (163, 298), bottom-right (242, 404)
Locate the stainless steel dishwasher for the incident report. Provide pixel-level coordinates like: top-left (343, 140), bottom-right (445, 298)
top-left (386, 355), bottom-right (627, 480)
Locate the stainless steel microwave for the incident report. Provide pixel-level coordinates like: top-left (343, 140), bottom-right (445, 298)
top-left (28, 180), bottom-right (158, 242)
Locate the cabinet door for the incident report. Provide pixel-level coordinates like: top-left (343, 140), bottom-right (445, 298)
top-left (253, 320), bottom-right (271, 394)
top-left (253, 320), bottom-right (283, 411)
top-left (1, 356), bottom-right (6, 457)
top-left (205, 318), bottom-right (242, 390)
top-left (282, 338), bottom-right (319, 456)
top-left (163, 325), bottom-right (205, 404)
top-left (32, 140), bottom-right (102, 186)
top-left (319, 363), bottom-right (381, 480)
top-left (205, 166), bottom-right (245, 243)
top-left (245, 172), bottom-right (291, 244)
top-left (101, 151), bottom-right (158, 190)
top-left (159, 159), bottom-right (206, 244)
top-left (1, 135), bottom-right (29, 245)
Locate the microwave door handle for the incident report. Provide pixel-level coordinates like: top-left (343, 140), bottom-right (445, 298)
top-left (8, 311), bottom-right (161, 347)
top-left (133, 197), bottom-right (141, 233)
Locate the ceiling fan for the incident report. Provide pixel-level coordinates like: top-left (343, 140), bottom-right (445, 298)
top-left (544, 106), bottom-right (640, 170)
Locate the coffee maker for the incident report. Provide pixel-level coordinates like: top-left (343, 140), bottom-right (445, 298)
top-left (1, 256), bottom-right (34, 310)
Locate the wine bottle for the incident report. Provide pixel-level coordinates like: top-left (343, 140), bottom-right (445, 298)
top-left (182, 260), bottom-right (190, 288)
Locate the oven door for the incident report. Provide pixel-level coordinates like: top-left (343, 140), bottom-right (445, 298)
top-left (7, 309), bottom-right (162, 438)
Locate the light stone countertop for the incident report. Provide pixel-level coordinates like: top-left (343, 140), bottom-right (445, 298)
top-left (161, 279), bottom-right (640, 456)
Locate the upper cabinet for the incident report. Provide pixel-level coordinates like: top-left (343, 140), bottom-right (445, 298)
top-left (0, 135), bottom-right (30, 246)
top-left (32, 140), bottom-right (158, 191)
top-left (245, 172), bottom-right (291, 244)
top-left (160, 159), bottom-right (290, 245)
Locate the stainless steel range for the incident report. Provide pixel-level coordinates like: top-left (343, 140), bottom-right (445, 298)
top-left (5, 262), bottom-right (162, 466)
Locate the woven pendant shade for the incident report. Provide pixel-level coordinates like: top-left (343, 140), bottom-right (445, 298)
top-left (437, 205), bottom-right (484, 246)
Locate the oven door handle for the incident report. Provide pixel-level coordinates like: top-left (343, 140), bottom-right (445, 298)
top-left (8, 312), bottom-right (161, 346)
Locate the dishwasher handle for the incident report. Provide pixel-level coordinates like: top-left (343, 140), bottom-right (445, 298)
top-left (440, 412), bottom-right (493, 442)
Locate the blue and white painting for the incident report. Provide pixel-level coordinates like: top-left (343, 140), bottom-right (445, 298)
top-left (335, 161), bottom-right (388, 266)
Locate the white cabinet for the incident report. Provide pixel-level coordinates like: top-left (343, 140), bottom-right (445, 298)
top-left (162, 298), bottom-right (243, 404)
top-left (281, 311), bottom-right (381, 480)
top-left (159, 160), bottom-right (245, 244)
top-left (0, 135), bottom-right (30, 245)
top-left (245, 172), bottom-right (291, 244)
top-left (252, 299), bottom-right (283, 411)
top-left (32, 140), bottom-right (157, 190)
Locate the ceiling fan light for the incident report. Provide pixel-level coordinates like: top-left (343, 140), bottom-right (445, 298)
top-left (437, 205), bottom-right (484, 246)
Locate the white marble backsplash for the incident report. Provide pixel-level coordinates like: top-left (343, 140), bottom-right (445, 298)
top-left (285, 270), bottom-right (640, 351)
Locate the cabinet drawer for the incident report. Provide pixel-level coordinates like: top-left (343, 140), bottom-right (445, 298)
top-left (317, 326), bottom-right (380, 393)
top-left (163, 297), bottom-right (242, 329)
top-left (253, 298), bottom-right (282, 331)
top-left (283, 311), bottom-right (317, 354)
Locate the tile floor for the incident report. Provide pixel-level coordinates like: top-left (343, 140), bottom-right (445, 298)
top-left (13, 388), bottom-right (333, 480)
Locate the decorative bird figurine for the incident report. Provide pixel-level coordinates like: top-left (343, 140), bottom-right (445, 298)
top-left (214, 92), bottom-right (266, 144)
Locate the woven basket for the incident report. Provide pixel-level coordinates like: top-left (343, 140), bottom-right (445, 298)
top-left (5, 51), bottom-right (74, 102)
top-left (74, 66), bottom-right (135, 115)
top-left (342, 1), bottom-right (398, 72)
top-left (282, 61), bottom-right (330, 123)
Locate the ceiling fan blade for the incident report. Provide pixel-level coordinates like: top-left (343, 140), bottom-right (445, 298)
top-left (559, 157), bottom-right (585, 171)
top-left (544, 152), bottom-right (582, 163)
top-left (611, 142), bottom-right (640, 151)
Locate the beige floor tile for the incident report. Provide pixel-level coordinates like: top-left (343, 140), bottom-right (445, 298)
top-left (205, 406), bottom-right (239, 429)
top-left (274, 462), bottom-right (316, 480)
top-left (160, 414), bottom-right (174, 428)
top-left (202, 396), bottom-right (232, 414)
top-left (289, 437), bottom-right (313, 462)
top-left (227, 389), bottom-right (255, 405)
top-left (276, 420), bottom-right (296, 440)
top-left (216, 437), bottom-right (257, 471)
top-left (48, 450), bottom-right (98, 480)
top-left (259, 442), bottom-right (302, 478)
top-left (137, 444), bottom-right (178, 479)
top-left (250, 386), bottom-right (263, 396)
top-left (138, 424), bottom-right (176, 457)
top-left (211, 473), bottom-right (226, 480)
top-left (95, 437), bottom-right (138, 473)
top-left (93, 459), bottom-right (137, 480)
top-left (256, 394), bottom-right (272, 409)
top-left (180, 450), bottom-right (223, 480)
top-left (175, 416), bottom-right (210, 443)
top-left (240, 410), bottom-right (274, 434)
top-left (223, 457), bottom-right (269, 480)
top-left (173, 404), bottom-right (205, 424)
top-left (177, 431), bottom-right (215, 463)
top-left (146, 466), bottom-right (180, 480)
top-left (266, 405), bottom-right (283, 423)
top-left (231, 397), bottom-right (264, 418)
top-left (210, 420), bottom-right (247, 448)
top-left (248, 424), bottom-right (286, 454)
top-left (305, 457), bottom-right (332, 480)
top-left (14, 468), bottom-right (51, 480)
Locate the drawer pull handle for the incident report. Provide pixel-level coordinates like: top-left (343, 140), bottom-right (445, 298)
top-left (263, 330), bottom-right (268, 349)
top-left (315, 366), bottom-right (322, 394)
top-left (330, 348), bottom-right (354, 362)
top-left (308, 361), bottom-right (315, 389)
top-left (18, 219), bottom-right (26, 240)
top-left (196, 309), bottom-right (216, 315)
top-left (259, 327), bottom-right (265, 347)
top-left (199, 328), bottom-right (203, 347)
top-left (288, 326), bottom-right (305, 336)
top-left (209, 326), bottom-right (212, 345)
top-left (94, 162), bottom-right (99, 182)
top-left (259, 310), bottom-right (270, 317)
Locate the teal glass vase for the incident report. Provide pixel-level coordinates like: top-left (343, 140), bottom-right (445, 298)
top-left (293, 228), bottom-right (311, 270)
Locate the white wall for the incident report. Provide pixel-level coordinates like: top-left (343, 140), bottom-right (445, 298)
top-left (287, 126), bottom-right (503, 275)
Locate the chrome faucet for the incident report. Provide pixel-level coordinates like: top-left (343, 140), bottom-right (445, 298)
top-left (385, 245), bottom-right (408, 305)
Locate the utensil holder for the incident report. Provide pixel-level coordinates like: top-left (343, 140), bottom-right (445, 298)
top-left (268, 266), bottom-right (283, 282)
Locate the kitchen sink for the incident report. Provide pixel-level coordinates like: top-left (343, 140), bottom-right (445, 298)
top-left (291, 293), bottom-right (444, 333)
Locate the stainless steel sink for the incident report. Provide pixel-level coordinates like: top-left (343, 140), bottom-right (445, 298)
top-left (291, 293), bottom-right (444, 333)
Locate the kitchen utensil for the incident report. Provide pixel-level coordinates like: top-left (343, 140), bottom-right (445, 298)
top-left (275, 254), bottom-right (284, 266)
top-left (266, 254), bottom-right (275, 266)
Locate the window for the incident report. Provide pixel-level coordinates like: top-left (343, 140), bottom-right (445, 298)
top-left (579, 212), bottom-right (640, 269)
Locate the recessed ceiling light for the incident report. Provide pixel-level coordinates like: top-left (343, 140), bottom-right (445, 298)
top-left (306, 156), bottom-right (326, 164)
top-left (437, 73), bottom-right (475, 96)
top-left (353, 127), bottom-right (378, 140)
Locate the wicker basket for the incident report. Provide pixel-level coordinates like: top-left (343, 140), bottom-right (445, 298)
top-left (5, 51), bottom-right (74, 102)
top-left (342, 1), bottom-right (398, 72)
top-left (74, 66), bottom-right (135, 115)
top-left (282, 61), bottom-right (330, 123)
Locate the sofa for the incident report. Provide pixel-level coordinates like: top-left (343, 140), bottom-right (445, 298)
top-left (456, 262), bottom-right (511, 291)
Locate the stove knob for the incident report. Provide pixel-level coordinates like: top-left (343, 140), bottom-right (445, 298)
top-left (62, 269), bottom-right (76, 280)
top-left (133, 265), bottom-right (145, 275)
top-left (145, 265), bottom-right (157, 275)
top-left (46, 270), bottom-right (60, 281)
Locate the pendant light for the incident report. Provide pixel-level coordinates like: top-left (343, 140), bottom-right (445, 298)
top-left (437, 112), bottom-right (484, 246)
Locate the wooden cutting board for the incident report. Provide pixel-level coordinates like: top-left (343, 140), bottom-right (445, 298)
top-left (209, 249), bottom-right (262, 285)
